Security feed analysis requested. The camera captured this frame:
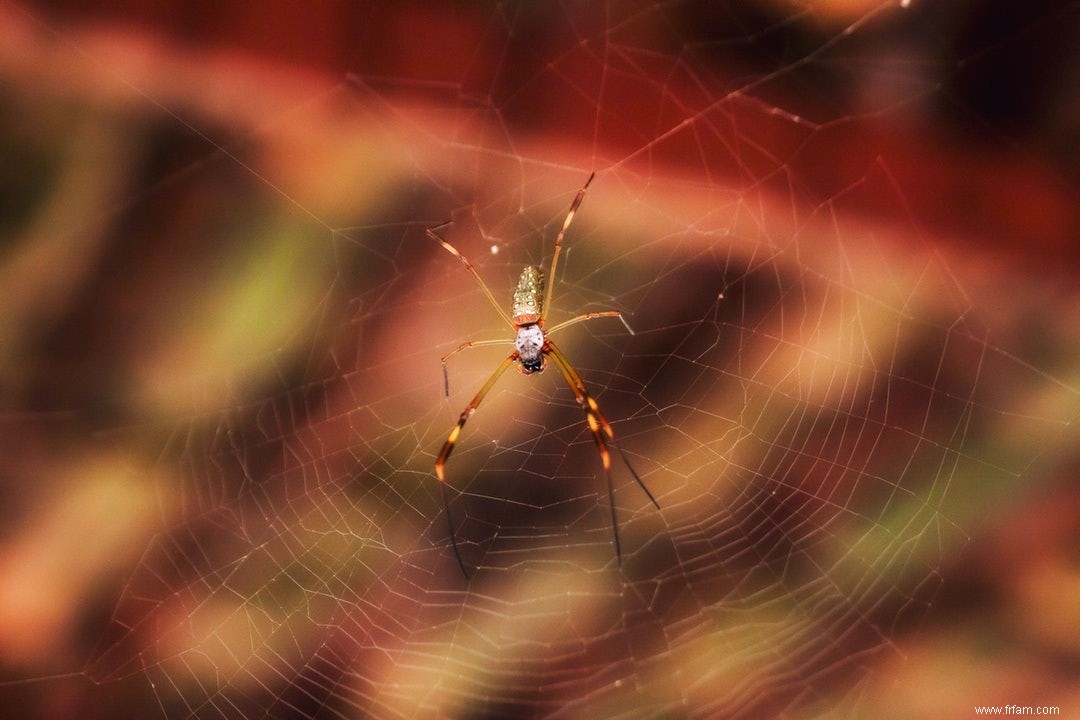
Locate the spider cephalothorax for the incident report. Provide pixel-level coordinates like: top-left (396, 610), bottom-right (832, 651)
top-left (515, 323), bottom-right (546, 373)
top-left (427, 173), bottom-right (659, 579)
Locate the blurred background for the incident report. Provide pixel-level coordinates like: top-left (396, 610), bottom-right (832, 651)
top-left (0, 1), bottom-right (1076, 718)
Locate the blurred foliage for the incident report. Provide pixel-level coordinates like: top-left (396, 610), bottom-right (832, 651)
top-left (0, 2), bottom-right (1077, 719)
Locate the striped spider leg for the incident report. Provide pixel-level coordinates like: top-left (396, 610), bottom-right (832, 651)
top-left (429, 173), bottom-right (658, 579)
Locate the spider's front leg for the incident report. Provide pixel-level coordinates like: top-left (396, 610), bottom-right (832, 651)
top-left (544, 341), bottom-right (659, 566)
top-left (435, 351), bottom-right (517, 579)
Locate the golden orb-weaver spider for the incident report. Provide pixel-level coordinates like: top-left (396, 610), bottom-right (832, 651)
top-left (430, 172), bottom-right (659, 579)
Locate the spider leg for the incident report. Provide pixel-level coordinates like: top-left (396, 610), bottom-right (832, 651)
top-left (541, 172), bottom-right (595, 324)
top-left (544, 310), bottom-right (634, 337)
top-left (441, 338), bottom-right (514, 396)
top-left (427, 222), bottom-right (515, 329)
top-left (436, 351), bottom-right (517, 579)
top-left (544, 340), bottom-right (659, 567)
top-left (545, 341), bottom-right (658, 507)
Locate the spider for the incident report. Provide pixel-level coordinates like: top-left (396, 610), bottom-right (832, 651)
top-left (430, 172), bottom-right (659, 579)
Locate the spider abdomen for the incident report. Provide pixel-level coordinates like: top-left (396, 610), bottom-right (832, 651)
top-left (512, 265), bottom-right (543, 325)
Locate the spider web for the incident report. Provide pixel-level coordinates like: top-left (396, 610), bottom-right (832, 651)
top-left (1, 1), bottom-right (1077, 718)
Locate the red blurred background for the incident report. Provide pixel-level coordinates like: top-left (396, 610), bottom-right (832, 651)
top-left (0, 1), bottom-right (1076, 718)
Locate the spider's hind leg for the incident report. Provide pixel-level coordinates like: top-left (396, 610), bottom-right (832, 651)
top-left (427, 223), bottom-right (514, 329)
